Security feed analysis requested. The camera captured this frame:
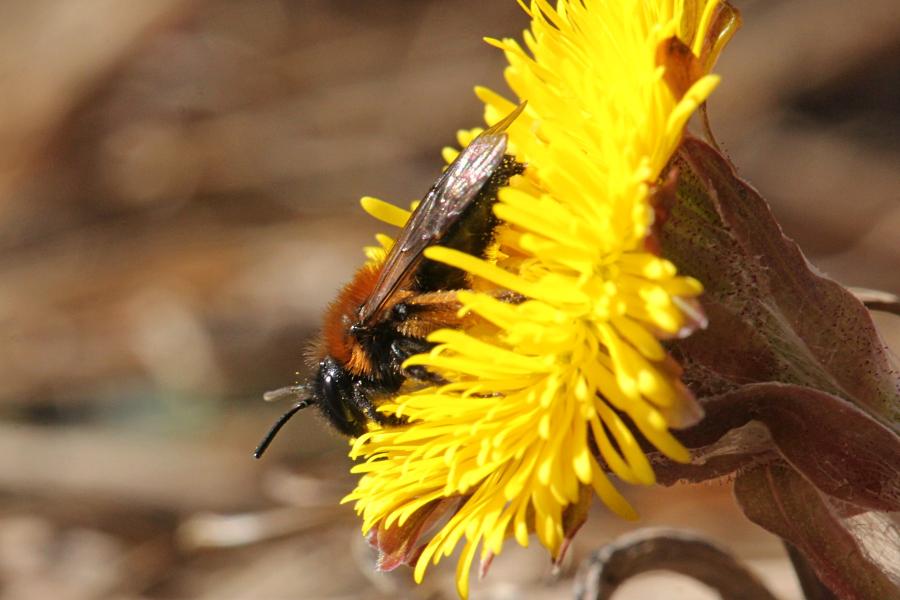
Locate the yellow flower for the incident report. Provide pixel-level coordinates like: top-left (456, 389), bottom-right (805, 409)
top-left (344, 1), bottom-right (738, 597)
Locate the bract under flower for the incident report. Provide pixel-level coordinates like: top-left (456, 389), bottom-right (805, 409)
top-left (344, 1), bottom-right (738, 597)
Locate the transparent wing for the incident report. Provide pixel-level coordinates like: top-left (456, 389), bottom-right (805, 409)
top-left (357, 102), bottom-right (525, 326)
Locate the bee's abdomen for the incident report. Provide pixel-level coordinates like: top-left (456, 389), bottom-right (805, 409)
top-left (415, 154), bottom-right (524, 292)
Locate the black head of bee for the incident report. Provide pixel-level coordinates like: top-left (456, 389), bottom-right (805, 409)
top-left (312, 356), bottom-right (369, 437)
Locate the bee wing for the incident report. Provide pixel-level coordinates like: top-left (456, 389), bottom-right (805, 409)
top-left (357, 102), bottom-right (526, 326)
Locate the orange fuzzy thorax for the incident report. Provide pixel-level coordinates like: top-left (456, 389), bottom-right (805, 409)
top-left (320, 262), bottom-right (417, 378)
top-left (321, 263), bottom-right (381, 371)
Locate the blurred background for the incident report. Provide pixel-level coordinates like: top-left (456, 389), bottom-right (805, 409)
top-left (1, 1), bottom-right (898, 598)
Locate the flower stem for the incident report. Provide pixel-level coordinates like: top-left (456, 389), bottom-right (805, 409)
top-left (574, 528), bottom-right (778, 600)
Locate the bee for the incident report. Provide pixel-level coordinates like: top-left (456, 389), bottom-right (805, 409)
top-left (253, 103), bottom-right (526, 458)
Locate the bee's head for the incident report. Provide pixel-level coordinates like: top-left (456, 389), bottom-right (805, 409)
top-left (253, 356), bottom-right (366, 459)
top-left (312, 356), bottom-right (368, 438)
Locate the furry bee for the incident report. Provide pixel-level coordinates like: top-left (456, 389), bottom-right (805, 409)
top-left (253, 103), bottom-right (526, 458)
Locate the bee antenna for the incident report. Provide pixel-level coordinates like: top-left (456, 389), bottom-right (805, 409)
top-left (262, 385), bottom-right (304, 402)
top-left (253, 387), bottom-right (313, 459)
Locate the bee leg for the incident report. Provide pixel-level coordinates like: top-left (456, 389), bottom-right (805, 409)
top-left (390, 338), bottom-right (447, 384)
top-left (404, 364), bottom-right (447, 384)
top-left (352, 381), bottom-right (402, 427)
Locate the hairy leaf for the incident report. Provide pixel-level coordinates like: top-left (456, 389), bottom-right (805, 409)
top-left (662, 137), bottom-right (900, 429)
top-left (367, 498), bottom-right (458, 572)
top-left (653, 383), bottom-right (900, 512)
top-left (734, 462), bottom-right (898, 599)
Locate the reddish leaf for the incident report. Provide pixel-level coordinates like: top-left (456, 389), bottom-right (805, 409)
top-left (368, 498), bottom-right (458, 571)
top-left (654, 383), bottom-right (900, 512)
top-left (734, 462), bottom-right (898, 599)
top-left (652, 449), bottom-right (769, 486)
top-left (695, 1), bottom-right (742, 72)
top-left (555, 484), bottom-right (593, 568)
top-left (662, 137), bottom-right (900, 430)
top-left (646, 167), bottom-right (679, 256)
top-left (657, 36), bottom-right (703, 101)
top-left (676, 1), bottom-right (741, 73)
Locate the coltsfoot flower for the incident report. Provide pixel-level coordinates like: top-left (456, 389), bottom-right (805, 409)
top-left (344, 1), bottom-right (739, 596)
